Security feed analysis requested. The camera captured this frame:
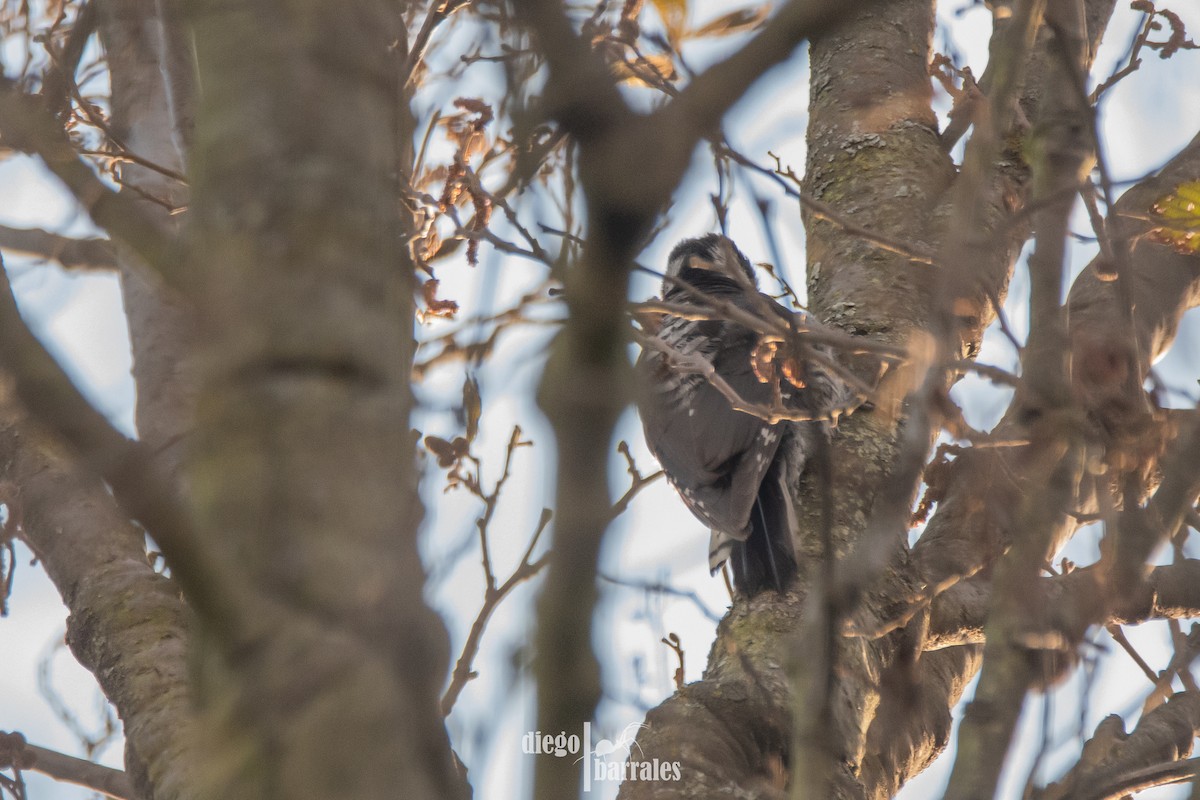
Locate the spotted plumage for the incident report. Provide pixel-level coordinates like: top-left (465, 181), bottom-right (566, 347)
top-left (635, 234), bottom-right (856, 596)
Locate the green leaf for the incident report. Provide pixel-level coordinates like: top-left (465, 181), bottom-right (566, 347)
top-left (1151, 180), bottom-right (1200, 253)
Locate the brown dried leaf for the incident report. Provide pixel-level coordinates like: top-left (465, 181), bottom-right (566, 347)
top-left (463, 376), bottom-right (482, 443)
top-left (463, 129), bottom-right (488, 161)
top-left (425, 435), bottom-right (469, 468)
top-left (420, 228), bottom-right (443, 262)
top-left (420, 165), bottom-right (449, 190)
top-left (622, 53), bottom-right (678, 85)
top-left (689, 5), bottom-right (769, 38)
top-left (1152, 8), bottom-right (1197, 58)
top-left (651, 0), bottom-right (688, 42)
top-left (453, 97), bottom-right (494, 125)
top-left (422, 279), bottom-right (460, 319)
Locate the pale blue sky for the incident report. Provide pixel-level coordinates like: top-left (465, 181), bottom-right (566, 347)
top-left (2, 2), bottom-right (1199, 799)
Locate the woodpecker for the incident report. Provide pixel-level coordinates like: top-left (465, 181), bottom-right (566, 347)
top-left (635, 234), bottom-right (856, 596)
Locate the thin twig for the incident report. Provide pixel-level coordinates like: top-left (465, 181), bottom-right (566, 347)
top-left (635, 332), bottom-right (862, 425)
top-left (1106, 624), bottom-right (1159, 684)
top-left (609, 441), bottom-right (664, 521)
top-left (0, 83), bottom-right (182, 287)
top-left (598, 574), bottom-right (722, 623)
top-left (404, 0), bottom-right (474, 91)
top-left (23, 741), bottom-right (137, 800)
top-left (0, 225), bottom-right (116, 270)
top-left (440, 509), bottom-right (552, 716)
top-left (1089, 8), bottom-right (1155, 104)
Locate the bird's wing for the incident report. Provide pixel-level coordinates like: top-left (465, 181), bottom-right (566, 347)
top-left (636, 314), bottom-right (785, 538)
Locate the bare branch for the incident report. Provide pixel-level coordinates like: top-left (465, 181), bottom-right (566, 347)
top-left (0, 224), bottom-right (116, 270)
top-left (1090, 6), bottom-right (1155, 102)
top-left (942, 3), bottom-right (1092, 793)
top-left (1106, 624), bottom-right (1160, 684)
top-left (21, 739), bottom-right (138, 800)
top-left (0, 405), bottom-right (199, 800)
top-left (1036, 692), bottom-right (1200, 800)
top-left (598, 573), bottom-right (722, 623)
top-left (926, 560), bottom-right (1200, 650)
top-left (511, 0), bottom-right (630, 139)
top-left (635, 331), bottom-right (864, 425)
top-left (660, 0), bottom-right (878, 139)
top-left (0, 84), bottom-right (182, 288)
top-left (404, 0), bottom-right (474, 91)
top-left (441, 508), bottom-right (552, 717)
top-left (38, 0), bottom-right (98, 119)
top-left (0, 256), bottom-right (236, 632)
top-left (608, 440), bottom-right (663, 521)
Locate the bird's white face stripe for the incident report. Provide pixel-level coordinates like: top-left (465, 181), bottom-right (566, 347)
top-left (663, 234), bottom-right (754, 284)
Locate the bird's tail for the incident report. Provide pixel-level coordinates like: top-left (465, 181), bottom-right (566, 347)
top-left (729, 464), bottom-right (797, 595)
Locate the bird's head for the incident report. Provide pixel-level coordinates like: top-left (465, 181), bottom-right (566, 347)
top-left (664, 234), bottom-right (758, 290)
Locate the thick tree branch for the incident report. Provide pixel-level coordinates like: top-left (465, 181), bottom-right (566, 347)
top-left (96, 0), bottom-right (198, 480)
top-left (899, 128), bottom-right (1200, 634)
top-left (927, 561), bottom-right (1200, 650)
top-left (180, 2), bottom-right (465, 798)
top-left (935, 0), bottom-right (1047, 357)
top-left (859, 645), bottom-right (984, 800)
top-left (0, 256), bottom-right (236, 632)
top-left (875, 0), bottom-right (1126, 641)
top-left (617, 592), bottom-right (805, 800)
top-left (1036, 691), bottom-right (1200, 800)
top-left (791, 0), bottom-right (951, 792)
top-left (0, 404), bottom-right (200, 800)
top-left (38, 0), bottom-right (99, 119)
top-left (934, 0), bottom-right (1118, 358)
top-left (516, 3), bottom-right (893, 798)
top-left (943, 4), bottom-right (1094, 793)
